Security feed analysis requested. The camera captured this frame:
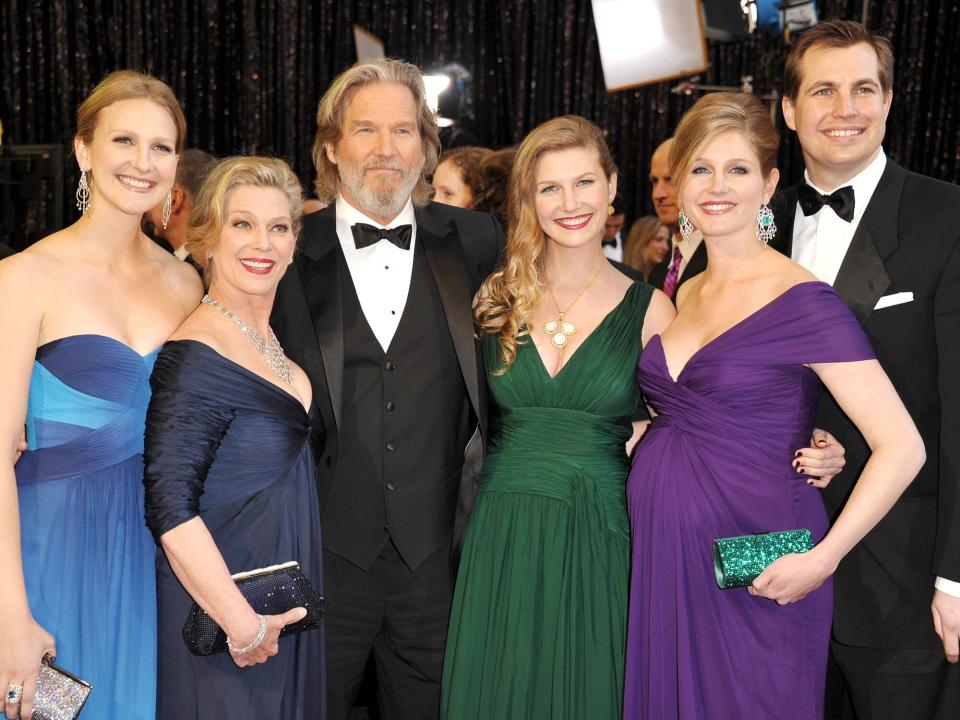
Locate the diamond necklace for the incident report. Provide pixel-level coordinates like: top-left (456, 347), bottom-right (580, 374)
top-left (201, 294), bottom-right (292, 385)
top-left (543, 260), bottom-right (605, 350)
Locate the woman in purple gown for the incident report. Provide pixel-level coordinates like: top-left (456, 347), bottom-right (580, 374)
top-left (624, 93), bottom-right (925, 719)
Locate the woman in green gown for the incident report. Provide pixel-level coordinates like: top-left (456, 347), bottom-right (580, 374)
top-left (440, 116), bottom-right (675, 719)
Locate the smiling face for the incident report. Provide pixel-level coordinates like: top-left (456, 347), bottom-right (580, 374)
top-left (432, 158), bottom-right (472, 208)
top-left (75, 98), bottom-right (179, 218)
top-left (534, 146), bottom-right (616, 250)
top-left (207, 185), bottom-right (296, 298)
top-left (782, 42), bottom-right (892, 190)
top-left (678, 130), bottom-right (779, 241)
top-left (326, 82), bottom-right (425, 224)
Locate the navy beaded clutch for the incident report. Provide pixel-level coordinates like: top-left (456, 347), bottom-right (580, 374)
top-left (712, 529), bottom-right (813, 589)
top-left (182, 561), bottom-right (325, 656)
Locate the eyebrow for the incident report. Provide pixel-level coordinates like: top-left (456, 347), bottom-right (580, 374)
top-left (536, 171), bottom-right (597, 185)
top-left (692, 157), bottom-right (755, 164)
top-left (808, 78), bottom-right (880, 89)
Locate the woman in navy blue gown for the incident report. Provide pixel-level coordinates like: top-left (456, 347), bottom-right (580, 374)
top-left (0, 71), bottom-right (200, 719)
top-left (143, 156), bottom-right (326, 719)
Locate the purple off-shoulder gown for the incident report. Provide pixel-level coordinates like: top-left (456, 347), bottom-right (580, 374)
top-left (625, 282), bottom-right (875, 720)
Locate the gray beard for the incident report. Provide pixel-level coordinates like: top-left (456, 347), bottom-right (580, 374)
top-left (338, 156), bottom-right (423, 218)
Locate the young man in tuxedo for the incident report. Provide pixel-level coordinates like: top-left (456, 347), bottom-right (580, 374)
top-left (271, 59), bottom-right (503, 719)
top-left (773, 20), bottom-right (960, 719)
top-left (644, 137), bottom-right (706, 301)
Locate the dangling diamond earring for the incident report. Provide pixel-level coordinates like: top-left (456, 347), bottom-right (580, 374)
top-left (755, 201), bottom-right (776, 245)
top-left (76, 170), bottom-right (91, 214)
top-left (678, 207), bottom-right (695, 240)
top-left (161, 190), bottom-right (173, 230)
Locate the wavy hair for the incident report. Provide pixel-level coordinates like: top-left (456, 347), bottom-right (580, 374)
top-left (186, 156), bottom-right (304, 281)
top-left (475, 115), bottom-right (617, 373)
top-left (311, 58), bottom-right (440, 206)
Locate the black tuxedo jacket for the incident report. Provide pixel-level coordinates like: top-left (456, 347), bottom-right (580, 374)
top-left (771, 159), bottom-right (960, 649)
top-left (271, 202), bottom-right (504, 561)
top-left (646, 237), bottom-right (708, 303)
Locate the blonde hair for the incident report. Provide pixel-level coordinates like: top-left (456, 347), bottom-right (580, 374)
top-left (475, 115), bottom-right (617, 373)
top-left (76, 70), bottom-right (186, 153)
top-left (311, 58), bottom-right (440, 206)
top-left (623, 215), bottom-right (665, 275)
top-left (669, 92), bottom-right (779, 197)
top-left (186, 156), bottom-right (304, 277)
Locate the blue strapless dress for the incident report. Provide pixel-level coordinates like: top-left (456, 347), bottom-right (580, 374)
top-left (15, 335), bottom-right (159, 719)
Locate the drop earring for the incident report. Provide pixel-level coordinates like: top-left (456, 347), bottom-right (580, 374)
top-left (76, 170), bottom-right (91, 214)
top-left (161, 191), bottom-right (173, 230)
top-left (678, 207), bottom-right (695, 240)
top-left (756, 201), bottom-right (776, 245)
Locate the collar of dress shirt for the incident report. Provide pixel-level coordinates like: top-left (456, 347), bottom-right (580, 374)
top-left (335, 194), bottom-right (417, 254)
top-left (173, 244), bottom-right (190, 261)
top-left (803, 149), bottom-right (887, 225)
top-left (673, 228), bottom-right (703, 259)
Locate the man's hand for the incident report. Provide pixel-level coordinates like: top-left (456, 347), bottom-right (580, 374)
top-left (932, 589), bottom-right (960, 663)
top-left (14, 427), bottom-right (27, 464)
top-left (793, 429), bottom-right (845, 488)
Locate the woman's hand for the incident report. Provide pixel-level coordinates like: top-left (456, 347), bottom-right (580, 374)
top-left (749, 547), bottom-right (837, 605)
top-left (227, 607), bottom-right (307, 668)
top-left (0, 615), bottom-right (56, 720)
top-left (793, 429), bottom-right (845, 488)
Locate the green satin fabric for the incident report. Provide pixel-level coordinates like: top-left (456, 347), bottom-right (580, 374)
top-left (441, 281), bottom-right (653, 720)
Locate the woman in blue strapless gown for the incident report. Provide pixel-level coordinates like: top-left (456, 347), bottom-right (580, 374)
top-left (0, 71), bottom-right (201, 719)
top-left (624, 93), bottom-right (925, 719)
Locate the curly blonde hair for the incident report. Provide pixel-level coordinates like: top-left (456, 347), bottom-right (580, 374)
top-left (475, 115), bottom-right (617, 373)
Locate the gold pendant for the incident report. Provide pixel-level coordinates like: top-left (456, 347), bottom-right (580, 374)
top-left (544, 314), bottom-right (576, 348)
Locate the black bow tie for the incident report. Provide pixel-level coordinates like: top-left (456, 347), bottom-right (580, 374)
top-left (602, 238), bottom-right (618, 248)
top-left (798, 183), bottom-right (855, 222)
top-left (351, 223), bottom-right (412, 250)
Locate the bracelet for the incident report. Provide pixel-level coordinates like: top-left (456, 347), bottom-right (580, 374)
top-left (226, 614), bottom-right (267, 655)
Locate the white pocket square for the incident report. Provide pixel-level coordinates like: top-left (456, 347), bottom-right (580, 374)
top-left (874, 291), bottom-right (914, 310)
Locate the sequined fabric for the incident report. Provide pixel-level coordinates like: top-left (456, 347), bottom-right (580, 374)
top-left (713, 529), bottom-right (814, 588)
top-left (32, 659), bottom-right (92, 720)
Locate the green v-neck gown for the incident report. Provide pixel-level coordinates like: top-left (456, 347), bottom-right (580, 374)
top-left (441, 282), bottom-right (654, 719)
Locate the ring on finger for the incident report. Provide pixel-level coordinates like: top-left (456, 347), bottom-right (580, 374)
top-left (5, 683), bottom-right (23, 705)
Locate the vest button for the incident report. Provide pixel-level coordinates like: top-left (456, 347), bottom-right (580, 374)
top-left (386, 482), bottom-right (396, 491)
top-left (386, 401), bottom-right (395, 411)
top-left (385, 361), bottom-right (396, 371)
top-left (386, 441), bottom-right (395, 451)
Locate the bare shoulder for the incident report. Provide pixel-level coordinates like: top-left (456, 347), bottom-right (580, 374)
top-left (764, 248), bottom-right (818, 289)
top-left (167, 306), bottom-right (224, 352)
top-left (153, 246), bottom-right (204, 313)
top-left (642, 288), bottom-right (677, 342)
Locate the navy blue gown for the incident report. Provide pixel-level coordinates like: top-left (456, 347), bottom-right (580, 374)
top-left (144, 340), bottom-right (326, 719)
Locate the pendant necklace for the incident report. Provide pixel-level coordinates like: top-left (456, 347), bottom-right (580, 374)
top-left (201, 294), bottom-right (293, 385)
top-left (543, 261), bottom-right (604, 350)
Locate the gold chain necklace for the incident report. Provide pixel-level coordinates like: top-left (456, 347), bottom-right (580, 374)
top-left (543, 261), bottom-right (604, 349)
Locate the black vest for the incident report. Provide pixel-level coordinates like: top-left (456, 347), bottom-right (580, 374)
top-left (331, 242), bottom-right (471, 571)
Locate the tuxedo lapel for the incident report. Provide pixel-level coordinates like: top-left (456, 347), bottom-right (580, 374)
top-left (298, 209), bottom-right (345, 431)
top-left (770, 186), bottom-right (798, 257)
top-left (832, 161), bottom-right (903, 323)
top-left (416, 207), bottom-right (482, 423)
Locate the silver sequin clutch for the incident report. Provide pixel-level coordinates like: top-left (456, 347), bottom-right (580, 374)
top-left (32, 654), bottom-right (92, 720)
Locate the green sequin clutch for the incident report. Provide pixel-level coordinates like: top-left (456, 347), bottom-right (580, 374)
top-left (712, 529), bottom-right (813, 589)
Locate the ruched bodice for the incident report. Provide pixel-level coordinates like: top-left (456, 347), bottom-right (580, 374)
top-left (442, 281), bottom-right (654, 720)
top-left (18, 334), bottom-right (157, 481)
top-left (15, 334), bottom-right (160, 719)
top-left (144, 340), bottom-right (326, 720)
top-left (624, 282), bottom-right (876, 720)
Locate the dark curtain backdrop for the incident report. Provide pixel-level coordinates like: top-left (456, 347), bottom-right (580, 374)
top-left (1, 0), bottom-right (958, 227)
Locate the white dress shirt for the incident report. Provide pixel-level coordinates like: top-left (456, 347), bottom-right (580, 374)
top-left (173, 244), bottom-right (190, 261)
top-left (673, 228), bottom-right (703, 278)
top-left (791, 151), bottom-right (960, 599)
top-left (791, 149), bottom-right (886, 285)
top-left (602, 232), bottom-right (624, 263)
top-left (335, 195), bottom-right (417, 352)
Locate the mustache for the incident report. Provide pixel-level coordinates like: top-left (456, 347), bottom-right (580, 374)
top-left (362, 160), bottom-right (406, 173)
